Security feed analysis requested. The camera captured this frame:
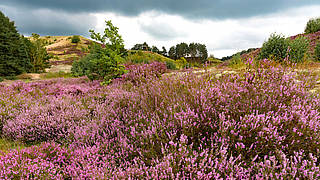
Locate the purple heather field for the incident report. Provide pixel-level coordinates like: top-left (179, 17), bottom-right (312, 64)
top-left (1, 61), bottom-right (320, 179)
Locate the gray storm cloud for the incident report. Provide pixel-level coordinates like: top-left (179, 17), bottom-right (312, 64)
top-left (0, 5), bottom-right (96, 36)
top-left (1, 0), bottom-right (319, 19)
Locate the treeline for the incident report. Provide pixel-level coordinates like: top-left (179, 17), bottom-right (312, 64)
top-left (168, 43), bottom-right (208, 62)
top-left (131, 42), bottom-right (208, 62)
top-left (0, 11), bottom-right (50, 77)
top-left (131, 42), bottom-right (168, 57)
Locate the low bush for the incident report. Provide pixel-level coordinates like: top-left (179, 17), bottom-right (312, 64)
top-left (287, 36), bottom-right (310, 63)
top-left (305, 17), bottom-right (320, 34)
top-left (229, 53), bottom-right (245, 68)
top-left (259, 33), bottom-right (288, 61)
top-left (71, 35), bottom-right (81, 43)
top-left (165, 60), bottom-right (177, 70)
top-left (72, 20), bottom-right (126, 84)
top-left (259, 33), bottom-right (310, 63)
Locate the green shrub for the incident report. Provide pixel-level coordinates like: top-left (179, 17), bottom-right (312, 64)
top-left (40, 71), bottom-right (72, 79)
top-left (125, 51), bottom-right (150, 64)
top-left (259, 33), bottom-right (288, 61)
top-left (207, 57), bottom-right (222, 65)
top-left (259, 33), bottom-right (310, 63)
top-left (71, 45), bottom-right (101, 77)
top-left (72, 20), bottom-right (126, 84)
top-left (0, 77), bottom-right (3, 82)
top-left (229, 53), bottom-right (245, 68)
top-left (176, 57), bottom-right (187, 69)
top-left (305, 17), bottom-right (320, 34)
top-left (71, 35), bottom-right (81, 43)
top-left (4, 76), bottom-right (17, 80)
top-left (23, 33), bottom-right (51, 73)
top-left (287, 36), bottom-right (310, 63)
top-left (165, 60), bottom-right (177, 70)
top-left (315, 43), bottom-right (320, 61)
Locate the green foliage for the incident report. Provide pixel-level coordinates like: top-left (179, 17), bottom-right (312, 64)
top-left (315, 43), bottom-right (320, 61)
top-left (0, 11), bottom-right (32, 76)
top-left (259, 33), bottom-right (310, 63)
top-left (176, 57), bottom-right (188, 69)
top-left (126, 50), bottom-right (150, 64)
top-left (168, 46), bottom-right (176, 59)
top-left (229, 53), bottom-right (245, 68)
top-left (71, 35), bottom-right (81, 43)
top-left (151, 46), bottom-right (159, 53)
top-left (169, 42), bottom-right (208, 62)
top-left (23, 33), bottom-right (51, 73)
top-left (161, 46), bottom-right (167, 57)
top-left (287, 36), bottom-right (310, 63)
top-left (198, 43), bottom-right (208, 62)
top-left (305, 17), bottom-right (320, 34)
top-left (131, 42), bottom-right (150, 51)
top-left (125, 50), bottom-right (176, 66)
top-left (165, 60), bottom-right (177, 70)
top-left (207, 56), bottom-right (222, 65)
top-left (3, 76), bottom-right (17, 80)
top-left (176, 42), bottom-right (189, 58)
top-left (40, 71), bottom-right (72, 79)
top-left (259, 33), bottom-right (288, 61)
top-left (0, 138), bottom-right (27, 153)
top-left (72, 20), bottom-right (126, 84)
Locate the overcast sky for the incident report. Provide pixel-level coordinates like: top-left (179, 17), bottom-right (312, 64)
top-left (0, 0), bottom-right (320, 58)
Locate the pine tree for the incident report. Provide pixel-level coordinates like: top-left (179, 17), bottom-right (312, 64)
top-left (0, 11), bottom-right (31, 76)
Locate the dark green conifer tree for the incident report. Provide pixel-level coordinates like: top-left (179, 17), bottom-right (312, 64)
top-left (0, 11), bottom-right (31, 76)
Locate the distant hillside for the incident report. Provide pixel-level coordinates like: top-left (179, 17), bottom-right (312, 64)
top-left (241, 30), bottom-right (320, 60)
top-left (126, 50), bottom-right (176, 64)
top-left (39, 36), bottom-right (93, 65)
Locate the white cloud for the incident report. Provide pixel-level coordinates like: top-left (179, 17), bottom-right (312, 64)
top-left (93, 5), bottom-right (320, 58)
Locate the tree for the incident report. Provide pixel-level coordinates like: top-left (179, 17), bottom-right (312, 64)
top-left (305, 17), bottom-right (320, 34)
top-left (131, 43), bottom-right (144, 50)
top-left (23, 33), bottom-right (51, 73)
top-left (168, 46), bottom-right (176, 59)
top-left (187, 42), bottom-right (208, 63)
top-left (259, 33), bottom-right (288, 61)
top-left (161, 46), bottom-right (167, 57)
top-left (0, 11), bottom-right (31, 76)
top-left (188, 43), bottom-right (198, 58)
top-left (151, 46), bottom-right (159, 53)
top-left (176, 42), bottom-right (189, 58)
top-left (142, 42), bottom-right (150, 51)
top-left (131, 42), bottom-right (150, 51)
top-left (198, 44), bottom-right (208, 62)
top-left (72, 20), bottom-right (126, 84)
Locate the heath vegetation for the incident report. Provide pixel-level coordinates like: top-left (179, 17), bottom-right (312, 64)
top-left (2, 10), bottom-right (320, 179)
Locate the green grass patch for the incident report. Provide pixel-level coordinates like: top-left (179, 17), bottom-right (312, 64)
top-left (0, 138), bottom-right (27, 154)
top-left (40, 71), bottom-right (73, 79)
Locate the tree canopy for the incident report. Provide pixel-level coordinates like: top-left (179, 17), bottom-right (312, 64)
top-left (0, 11), bottom-right (32, 76)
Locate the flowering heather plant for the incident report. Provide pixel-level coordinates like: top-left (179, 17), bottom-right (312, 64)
top-left (1, 59), bottom-right (320, 178)
top-left (115, 61), bottom-right (167, 85)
